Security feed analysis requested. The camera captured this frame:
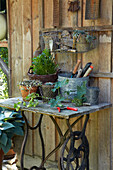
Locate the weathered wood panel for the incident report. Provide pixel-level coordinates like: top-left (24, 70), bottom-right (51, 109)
top-left (9, 0), bottom-right (24, 97)
top-left (34, 114), bottom-right (56, 161)
top-left (8, 0), bottom-right (113, 169)
top-left (83, 0), bottom-right (112, 26)
top-left (44, 0), bottom-right (53, 28)
top-left (22, 0), bottom-right (32, 80)
top-left (32, 0), bottom-right (40, 52)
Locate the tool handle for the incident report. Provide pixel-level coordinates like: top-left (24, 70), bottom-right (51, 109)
top-left (76, 68), bottom-right (82, 78)
top-left (83, 65), bottom-right (93, 77)
top-left (57, 107), bottom-right (61, 112)
top-left (73, 60), bottom-right (81, 74)
top-left (67, 107), bottom-right (78, 111)
top-left (80, 62), bottom-right (92, 77)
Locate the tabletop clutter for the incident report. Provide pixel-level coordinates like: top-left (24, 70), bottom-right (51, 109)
top-left (18, 49), bottom-right (100, 112)
top-left (58, 59), bottom-right (100, 107)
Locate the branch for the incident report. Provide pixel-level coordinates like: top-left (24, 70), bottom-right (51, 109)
top-left (0, 57), bottom-right (9, 79)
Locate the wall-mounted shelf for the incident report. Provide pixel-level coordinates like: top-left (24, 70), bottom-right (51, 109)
top-left (0, 41), bottom-right (8, 48)
top-left (41, 25), bottom-right (113, 33)
top-left (40, 29), bottom-right (98, 53)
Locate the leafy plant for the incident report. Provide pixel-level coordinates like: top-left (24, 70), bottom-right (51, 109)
top-left (14, 93), bottom-right (40, 111)
top-left (73, 30), bottom-right (96, 43)
top-left (32, 49), bottom-right (58, 75)
top-left (0, 107), bottom-right (24, 153)
top-left (19, 80), bottom-right (41, 88)
top-left (0, 47), bottom-right (8, 99)
top-left (49, 79), bottom-right (69, 107)
top-left (72, 81), bottom-right (87, 106)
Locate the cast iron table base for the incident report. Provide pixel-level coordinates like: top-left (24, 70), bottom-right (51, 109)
top-left (20, 111), bottom-right (89, 170)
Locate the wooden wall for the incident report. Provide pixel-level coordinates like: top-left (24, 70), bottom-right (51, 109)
top-left (8, 0), bottom-right (113, 169)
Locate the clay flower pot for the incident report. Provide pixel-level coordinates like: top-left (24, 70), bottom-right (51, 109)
top-left (19, 80), bottom-right (41, 101)
top-left (20, 85), bottom-right (38, 101)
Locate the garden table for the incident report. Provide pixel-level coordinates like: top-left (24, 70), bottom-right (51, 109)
top-left (0, 97), bottom-right (112, 170)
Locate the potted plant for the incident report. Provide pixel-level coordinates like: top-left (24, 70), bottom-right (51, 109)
top-left (19, 80), bottom-right (41, 101)
top-left (73, 30), bottom-right (97, 52)
top-left (0, 107), bottom-right (24, 169)
top-left (41, 82), bottom-right (58, 102)
top-left (28, 49), bottom-right (58, 84)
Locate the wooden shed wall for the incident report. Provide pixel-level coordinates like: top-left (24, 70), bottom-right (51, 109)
top-left (8, 0), bottom-right (113, 169)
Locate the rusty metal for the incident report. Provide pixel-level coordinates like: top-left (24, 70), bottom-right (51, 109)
top-left (85, 0), bottom-right (100, 20)
top-left (20, 110), bottom-right (89, 170)
top-left (68, 0), bottom-right (80, 12)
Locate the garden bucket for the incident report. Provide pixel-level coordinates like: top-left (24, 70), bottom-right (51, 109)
top-left (86, 87), bottom-right (100, 105)
top-left (58, 72), bottom-right (89, 101)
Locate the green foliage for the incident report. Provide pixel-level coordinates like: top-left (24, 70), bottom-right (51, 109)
top-left (19, 80), bottom-right (41, 87)
top-left (14, 93), bottom-right (39, 111)
top-left (0, 108), bottom-right (24, 153)
top-left (32, 49), bottom-right (58, 75)
top-left (73, 30), bottom-right (96, 43)
top-left (49, 79), bottom-right (69, 107)
top-left (0, 47), bottom-right (8, 99)
top-left (72, 81), bottom-right (87, 106)
top-left (0, 48), bottom-right (8, 65)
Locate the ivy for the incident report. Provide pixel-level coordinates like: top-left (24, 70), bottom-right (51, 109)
top-left (72, 81), bottom-right (87, 106)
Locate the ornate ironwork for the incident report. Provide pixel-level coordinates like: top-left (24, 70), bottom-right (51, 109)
top-left (20, 110), bottom-right (89, 170)
top-left (60, 115), bottom-right (89, 170)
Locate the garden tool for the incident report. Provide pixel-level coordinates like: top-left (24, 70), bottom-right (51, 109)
top-left (71, 59), bottom-right (81, 78)
top-left (57, 106), bottom-right (78, 112)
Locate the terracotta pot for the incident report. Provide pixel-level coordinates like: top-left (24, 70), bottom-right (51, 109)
top-left (0, 149), bottom-right (4, 170)
top-left (19, 85), bottom-right (38, 101)
top-left (4, 149), bottom-right (15, 160)
top-left (28, 68), bottom-right (58, 84)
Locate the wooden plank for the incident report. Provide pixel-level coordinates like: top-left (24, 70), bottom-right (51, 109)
top-left (90, 72), bottom-right (113, 78)
top-left (41, 25), bottom-right (113, 32)
top-left (24, 111), bottom-right (33, 156)
top-left (22, 0), bottom-right (32, 80)
top-left (6, 0), bottom-right (12, 97)
top-left (34, 114), bottom-right (56, 161)
top-left (85, 112), bottom-right (98, 170)
top-left (97, 26), bottom-right (111, 169)
top-left (0, 41), bottom-right (8, 47)
top-left (83, 0), bottom-right (112, 27)
top-left (53, 0), bottom-right (60, 27)
top-left (32, 0), bottom-right (39, 52)
top-left (44, 0), bottom-right (53, 28)
top-left (97, 109), bottom-right (111, 170)
top-left (110, 79), bottom-right (113, 169)
top-left (78, 0), bottom-right (83, 27)
top-left (9, 0), bottom-right (23, 97)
